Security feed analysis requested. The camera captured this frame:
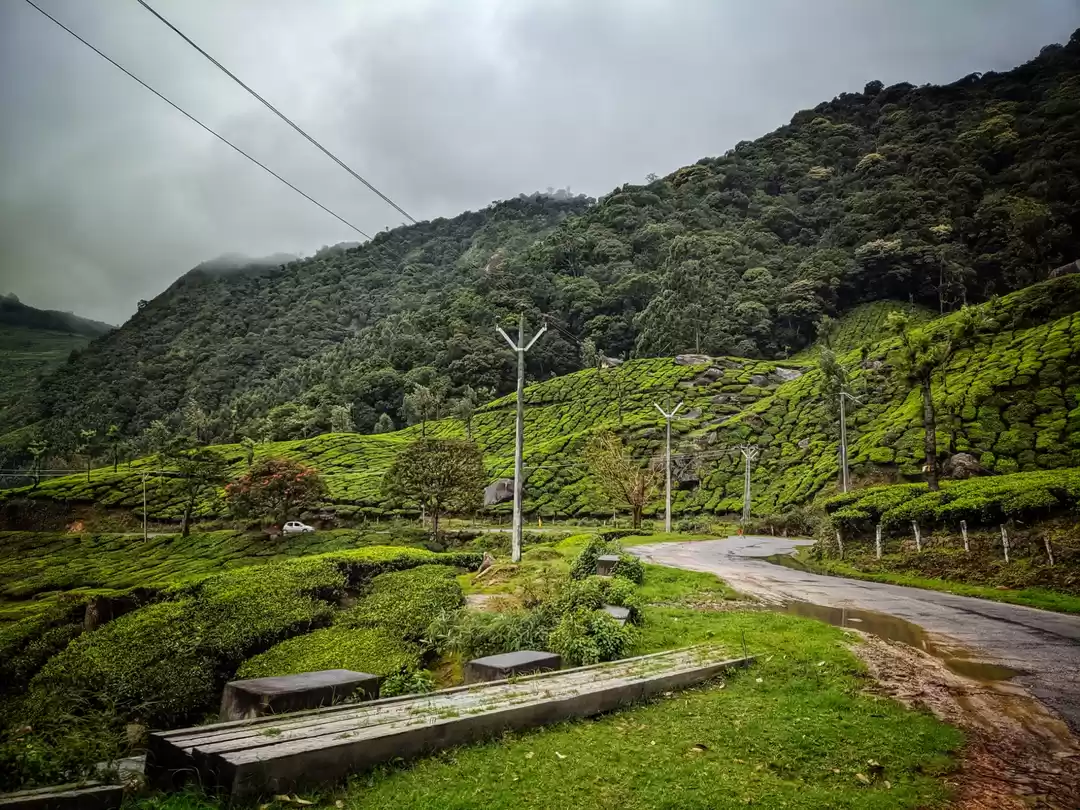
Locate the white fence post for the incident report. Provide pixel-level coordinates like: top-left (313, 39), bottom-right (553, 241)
top-left (1044, 534), bottom-right (1054, 566)
top-left (960, 520), bottom-right (969, 554)
top-left (875, 524), bottom-right (883, 560)
top-left (1000, 524), bottom-right (1010, 563)
top-left (912, 520), bottom-right (922, 553)
top-left (835, 527), bottom-right (845, 559)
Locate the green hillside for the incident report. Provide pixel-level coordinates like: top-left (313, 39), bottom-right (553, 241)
top-left (794, 300), bottom-right (935, 359)
top-left (7, 275), bottom-right (1079, 527)
top-left (0, 296), bottom-right (112, 448)
top-left (14, 31), bottom-right (1080, 461)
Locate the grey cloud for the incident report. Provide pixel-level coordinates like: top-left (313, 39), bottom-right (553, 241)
top-left (1, 0), bottom-right (1078, 324)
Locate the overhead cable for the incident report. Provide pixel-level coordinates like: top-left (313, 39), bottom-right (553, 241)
top-left (22, 0), bottom-right (371, 239)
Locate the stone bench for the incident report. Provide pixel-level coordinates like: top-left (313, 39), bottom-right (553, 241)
top-left (219, 669), bottom-right (380, 721)
top-left (595, 554), bottom-right (620, 576)
top-left (464, 650), bottom-right (562, 684)
top-left (602, 604), bottom-right (630, 625)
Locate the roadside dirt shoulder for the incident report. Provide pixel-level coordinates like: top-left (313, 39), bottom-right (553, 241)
top-left (855, 634), bottom-right (1080, 809)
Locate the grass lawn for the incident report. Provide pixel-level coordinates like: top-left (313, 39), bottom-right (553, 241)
top-left (133, 540), bottom-right (962, 810)
top-left (794, 547), bottom-right (1080, 615)
top-left (618, 530), bottom-right (733, 546)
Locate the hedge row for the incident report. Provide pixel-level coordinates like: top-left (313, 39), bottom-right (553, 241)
top-left (824, 468), bottom-right (1080, 533)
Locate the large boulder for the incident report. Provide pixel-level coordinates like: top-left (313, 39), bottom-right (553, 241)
top-left (942, 452), bottom-right (988, 480)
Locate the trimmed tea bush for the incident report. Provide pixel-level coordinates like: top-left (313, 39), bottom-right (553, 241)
top-left (825, 468), bottom-right (1080, 535)
top-left (337, 564), bottom-right (465, 640)
top-left (237, 627), bottom-right (421, 680)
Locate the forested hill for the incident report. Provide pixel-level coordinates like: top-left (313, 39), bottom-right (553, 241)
top-left (0, 296), bottom-right (113, 442)
top-left (0, 295), bottom-right (112, 337)
top-left (24, 30), bottom-right (1080, 456)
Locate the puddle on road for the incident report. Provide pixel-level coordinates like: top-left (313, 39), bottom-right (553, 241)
top-left (769, 598), bottom-right (1021, 683)
top-left (762, 551), bottom-right (1022, 682)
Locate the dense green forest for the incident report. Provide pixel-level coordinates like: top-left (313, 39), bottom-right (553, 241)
top-left (11, 30), bottom-right (1080, 466)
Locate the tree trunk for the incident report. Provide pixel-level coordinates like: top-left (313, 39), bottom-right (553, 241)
top-left (86, 458), bottom-right (91, 484)
top-left (431, 502), bottom-right (440, 538)
top-left (181, 498), bottom-right (194, 538)
top-left (631, 505), bottom-right (642, 529)
top-left (920, 380), bottom-right (940, 491)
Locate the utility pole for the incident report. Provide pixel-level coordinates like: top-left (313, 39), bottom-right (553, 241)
top-left (653, 401), bottom-right (683, 533)
top-left (838, 390), bottom-right (861, 493)
top-left (496, 314), bottom-right (546, 563)
top-left (739, 445), bottom-right (759, 523)
top-left (141, 473), bottom-right (147, 542)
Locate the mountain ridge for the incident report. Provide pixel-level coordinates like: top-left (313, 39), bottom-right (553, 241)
top-left (9, 28), bottom-right (1080, 471)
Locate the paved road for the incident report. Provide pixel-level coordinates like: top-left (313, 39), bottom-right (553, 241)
top-left (632, 535), bottom-right (1080, 733)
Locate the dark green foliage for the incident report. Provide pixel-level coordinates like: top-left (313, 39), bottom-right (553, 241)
top-left (11, 547), bottom-right (476, 728)
top-left (236, 627), bottom-right (421, 681)
top-left (24, 558), bottom-right (344, 726)
top-left (336, 564), bottom-right (465, 640)
top-left (379, 669), bottom-right (436, 698)
top-left (569, 535), bottom-right (644, 584)
top-left (0, 596), bottom-right (86, 701)
top-left (547, 609), bottom-right (633, 667)
top-left (32, 196), bottom-right (592, 447)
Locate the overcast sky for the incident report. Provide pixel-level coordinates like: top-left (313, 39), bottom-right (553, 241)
top-left (1, 0), bottom-right (1078, 325)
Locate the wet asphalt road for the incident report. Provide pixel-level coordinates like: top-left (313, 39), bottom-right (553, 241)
top-left (631, 535), bottom-right (1080, 734)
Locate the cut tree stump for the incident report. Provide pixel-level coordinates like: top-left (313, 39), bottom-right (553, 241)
top-left (464, 650), bottom-right (561, 684)
top-left (219, 670), bottom-right (380, 721)
top-left (146, 646), bottom-right (754, 798)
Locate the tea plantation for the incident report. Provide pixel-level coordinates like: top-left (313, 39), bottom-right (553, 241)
top-left (4, 275), bottom-right (1080, 531)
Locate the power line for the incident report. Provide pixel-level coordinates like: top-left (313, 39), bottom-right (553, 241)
top-left (22, 0), bottom-right (371, 240)
top-left (134, 0), bottom-right (418, 225)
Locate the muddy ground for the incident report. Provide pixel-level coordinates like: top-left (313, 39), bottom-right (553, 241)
top-left (855, 634), bottom-right (1080, 810)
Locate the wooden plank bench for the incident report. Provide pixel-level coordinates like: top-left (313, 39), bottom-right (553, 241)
top-left (146, 646), bottom-right (752, 799)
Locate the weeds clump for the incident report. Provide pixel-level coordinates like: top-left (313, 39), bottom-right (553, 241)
top-left (569, 535), bottom-right (644, 584)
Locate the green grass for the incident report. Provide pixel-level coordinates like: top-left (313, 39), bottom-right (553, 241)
top-left (802, 550), bottom-right (1080, 615)
top-left (618, 530), bottom-right (732, 546)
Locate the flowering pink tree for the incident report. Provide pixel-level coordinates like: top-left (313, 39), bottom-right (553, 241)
top-left (225, 457), bottom-right (327, 527)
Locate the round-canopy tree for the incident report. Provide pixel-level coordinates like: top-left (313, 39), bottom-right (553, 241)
top-left (226, 457), bottom-right (328, 528)
top-left (382, 438), bottom-right (485, 537)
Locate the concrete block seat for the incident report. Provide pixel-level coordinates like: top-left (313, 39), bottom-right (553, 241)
top-left (464, 650), bottom-right (561, 684)
top-left (219, 670), bottom-right (381, 721)
top-left (146, 646), bottom-right (754, 799)
top-left (602, 605), bottom-right (631, 625)
top-left (595, 555), bottom-right (620, 576)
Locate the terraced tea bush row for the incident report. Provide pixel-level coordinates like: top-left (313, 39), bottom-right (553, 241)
top-left (824, 468), bottom-right (1080, 535)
